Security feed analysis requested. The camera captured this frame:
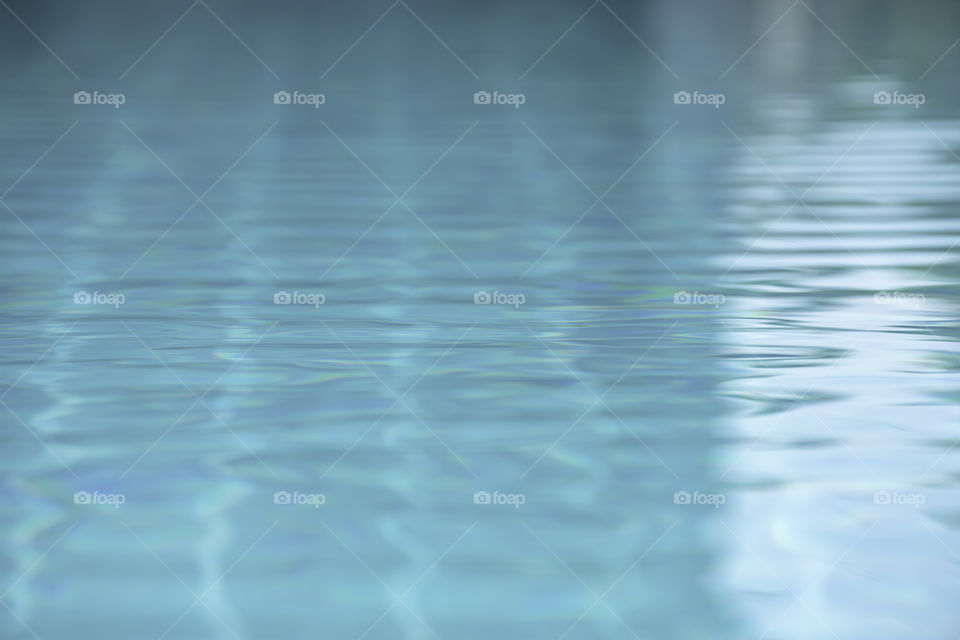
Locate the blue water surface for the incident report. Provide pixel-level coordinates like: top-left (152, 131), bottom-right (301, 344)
top-left (2, 1), bottom-right (960, 638)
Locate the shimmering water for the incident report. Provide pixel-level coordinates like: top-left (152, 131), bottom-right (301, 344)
top-left (2, 1), bottom-right (960, 638)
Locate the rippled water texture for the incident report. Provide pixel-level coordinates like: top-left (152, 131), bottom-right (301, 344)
top-left (2, 1), bottom-right (960, 638)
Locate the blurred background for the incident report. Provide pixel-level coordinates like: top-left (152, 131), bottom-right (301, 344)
top-left (1, 0), bottom-right (960, 638)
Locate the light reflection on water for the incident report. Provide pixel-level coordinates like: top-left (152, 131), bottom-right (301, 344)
top-left (1, 1), bottom-right (960, 638)
top-left (719, 104), bottom-right (960, 638)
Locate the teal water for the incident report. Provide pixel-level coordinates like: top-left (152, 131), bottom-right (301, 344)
top-left (2, 1), bottom-right (960, 638)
